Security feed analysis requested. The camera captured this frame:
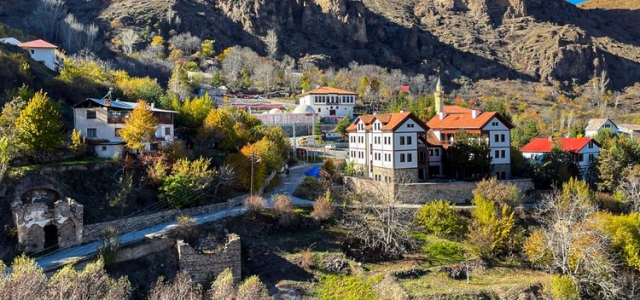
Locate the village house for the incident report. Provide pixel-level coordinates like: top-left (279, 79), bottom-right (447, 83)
top-left (298, 86), bottom-right (356, 118)
top-left (346, 111), bottom-right (430, 183)
top-left (618, 124), bottom-right (640, 139)
top-left (426, 80), bottom-right (514, 179)
top-left (521, 137), bottom-right (600, 177)
top-left (422, 129), bottom-right (445, 178)
top-left (73, 93), bottom-right (178, 158)
top-left (17, 39), bottom-right (64, 72)
top-left (585, 118), bottom-right (618, 137)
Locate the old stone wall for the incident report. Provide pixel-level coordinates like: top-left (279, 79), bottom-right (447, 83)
top-left (345, 177), bottom-right (535, 204)
top-left (177, 234), bottom-right (241, 284)
top-left (82, 196), bottom-right (245, 243)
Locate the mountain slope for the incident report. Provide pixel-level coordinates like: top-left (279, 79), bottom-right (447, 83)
top-left (1, 0), bottom-right (640, 90)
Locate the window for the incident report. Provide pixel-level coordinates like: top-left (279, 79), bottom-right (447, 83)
top-left (495, 150), bottom-right (500, 158)
top-left (30, 49), bottom-right (34, 54)
top-left (429, 149), bottom-right (433, 156)
top-left (400, 154), bottom-right (405, 162)
top-left (501, 150), bottom-right (506, 158)
top-left (86, 110), bottom-right (96, 119)
top-left (317, 108), bottom-right (321, 113)
top-left (87, 128), bottom-right (97, 138)
top-left (589, 154), bottom-right (596, 162)
top-left (165, 127), bottom-right (171, 136)
top-left (435, 149), bottom-right (440, 156)
top-left (407, 153), bottom-right (412, 162)
top-left (407, 123), bottom-right (414, 128)
top-left (101, 146), bottom-right (107, 151)
top-left (114, 128), bottom-right (121, 137)
top-left (494, 135), bottom-right (499, 142)
top-left (492, 121), bottom-right (498, 126)
top-left (407, 136), bottom-right (412, 145)
top-left (400, 136), bottom-right (405, 145)
top-left (578, 154), bottom-right (584, 162)
top-left (604, 123), bottom-right (611, 128)
top-left (501, 134), bottom-right (505, 142)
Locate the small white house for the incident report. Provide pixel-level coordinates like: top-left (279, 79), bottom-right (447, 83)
top-left (73, 97), bottom-right (178, 158)
top-left (299, 87), bottom-right (356, 118)
top-left (521, 137), bottom-right (600, 178)
top-left (585, 118), bottom-right (618, 137)
top-left (18, 39), bottom-right (63, 72)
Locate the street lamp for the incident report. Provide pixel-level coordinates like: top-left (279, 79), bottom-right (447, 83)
top-left (250, 153), bottom-right (262, 196)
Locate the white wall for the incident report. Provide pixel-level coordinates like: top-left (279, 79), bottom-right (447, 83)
top-left (27, 48), bottom-right (57, 71)
top-left (94, 144), bottom-right (125, 158)
top-left (300, 94), bottom-right (355, 118)
top-left (74, 107), bottom-right (124, 141)
top-left (585, 120), bottom-right (618, 137)
top-left (484, 117), bottom-right (511, 165)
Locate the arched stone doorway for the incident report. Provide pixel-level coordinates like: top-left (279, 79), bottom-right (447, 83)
top-left (43, 224), bottom-right (59, 251)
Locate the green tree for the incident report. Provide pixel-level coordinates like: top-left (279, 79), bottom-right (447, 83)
top-left (597, 135), bottom-right (640, 191)
top-left (120, 100), bottom-right (158, 151)
top-left (201, 39), bottom-right (215, 57)
top-left (15, 91), bottom-right (65, 153)
top-left (483, 96), bottom-right (512, 122)
top-left (473, 177), bottom-right (524, 208)
top-left (415, 200), bottom-right (466, 238)
top-left (445, 131), bottom-right (492, 180)
top-left (531, 142), bottom-right (581, 189)
top-left (593, 128), bottom-right (616, 146)
top-left (550, 275), bottom-right (580, 300)
top-left (335, 115), bottom-right (352, 137)
top-left (170, 93), bottom-right (214, 129)
top-left (467, 195), bottom-right (517, 260)
top-left (159, 175), bottom-right (200, 208)
top-left (211, 71), bottom-right (226, 88)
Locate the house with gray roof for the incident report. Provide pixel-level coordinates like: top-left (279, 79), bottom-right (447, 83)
top-left (585, 118), bottom-right (618, 137)
top-left (73, 94), bottom-right (177, 158)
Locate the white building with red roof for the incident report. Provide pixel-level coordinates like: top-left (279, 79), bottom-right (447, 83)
top-left (346, 111), bottom-right (430, 182)
top-left (18, 39), bottom-right (63, 72)
top-left (521, 137), bottom-right (600, 176)
top-left (299, 86), bottom-right (356, 118)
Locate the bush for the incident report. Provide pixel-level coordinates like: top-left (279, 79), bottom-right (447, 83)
top-left (236, 275), bottom-right (271, 300)
top-left (209, 268), bottom-right (236, 300)
top-left (424, 241), bottom-right (465, 265)
top-left (312, 190), bottom-right (334, 221)
top-left (549, 275), bottom-right (579, 300)
top-left (299, 248), bottom-right (313, 269)
top-left (473, 177), bottom-right (523, 208)
top-left (159, 175), bottom-right (200, 209)
top-left (292, 176), bottom-right (324, 200)
top-left (272, 194), bottom-right (298, 228)
top-left (415, 200), bottom-right (466, 239)
top-left (244, 195), bottom-right (266, 214)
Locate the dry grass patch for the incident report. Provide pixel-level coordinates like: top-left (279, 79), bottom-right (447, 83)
top-left (400, 267), bottom-right (551, 298)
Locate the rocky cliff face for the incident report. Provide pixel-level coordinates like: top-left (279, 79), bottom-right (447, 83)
top-left (2, 0), bottom-right (639, 89)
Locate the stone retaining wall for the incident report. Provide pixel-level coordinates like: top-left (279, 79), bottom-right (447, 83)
top-left (177, 234), bottom-right (241, 284)
top-left (83, 195), bottom-right (245, 243)
top-left (345, 177), bottom-right (535, 204)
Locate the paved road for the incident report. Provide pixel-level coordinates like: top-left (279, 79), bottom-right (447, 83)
top-left (35, 163), bottom-right (321, 271)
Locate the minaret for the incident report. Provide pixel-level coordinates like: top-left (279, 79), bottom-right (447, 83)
top-left (434, 77), bottom-right (443, 114)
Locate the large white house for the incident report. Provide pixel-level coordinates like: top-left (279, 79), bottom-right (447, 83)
top-left (298, 87), bottom-right (356, 118)
top-left (18, 39), bottom-right (63, 72)
top-left (73, 97), bottom-right (178, 158)
top-left (346, 111), bottom-right (429, 182)
top-left (521, 137), bottom-right (600, 177)
top-left (585, 118), bottom-right (618, 137)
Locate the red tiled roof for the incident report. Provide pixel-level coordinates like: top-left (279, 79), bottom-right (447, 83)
top-left (400, 85), bottom-right (410, 93)
top-left (346, 112), bottom-right (428, 133)
top-left (520, 137), bottom-right (594, 153)
top-left (425, 129), bottom-right (442, 146)
top-left (427, 107), bottom-right (514, 130)
top-left (18, 39), bottom-right (57, 49)
top-left (299, 86), bottom-right (356, 96)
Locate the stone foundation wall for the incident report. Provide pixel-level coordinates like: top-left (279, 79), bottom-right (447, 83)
top-left (177, 234), bottom-right (241, 283)
top-left (83, 196), bottom-right (245, 243)
top-left (345, 177), bottom-right (535, 204)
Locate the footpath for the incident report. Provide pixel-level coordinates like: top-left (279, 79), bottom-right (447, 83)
top-left (35, 163), bottom-right (320, 271)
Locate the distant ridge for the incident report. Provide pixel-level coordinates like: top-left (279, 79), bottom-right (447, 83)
top-left (579, 0), bottom-right (640, 9)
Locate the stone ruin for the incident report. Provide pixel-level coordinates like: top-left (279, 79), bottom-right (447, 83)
top-left (177, 233), bottom-right (241, 284)
top-left (10, 185), bottom-right (83, 254)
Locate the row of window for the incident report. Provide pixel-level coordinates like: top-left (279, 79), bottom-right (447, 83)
top-left (313, 95), bottom-right (355, 104)
top-left (493, 134), bottom-right (506, 143)
top-left (85, 127), bottom-right (171, 138)
top-left (350, 151), bottom-right (413, 163)
top-left (494, 150), bottom-right (507, 159)
top-left (429, 148), bottom-right (440, 156)
top-left (373, 174), bottom-right (393, 182)
top-left (86, 110), bottom-right (133, 119)
top-left (350, 135), bottom-right (413, 146)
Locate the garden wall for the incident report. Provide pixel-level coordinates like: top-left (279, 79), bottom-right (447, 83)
top-left (344, 177), bottom-right (535, 205)
top-left (83, 195), bottom-right (245, 243)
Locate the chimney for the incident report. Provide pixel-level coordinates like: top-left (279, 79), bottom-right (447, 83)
top-left (151, 103), bottom-right (155, 109)
top-left (103, 87), bottom-right (113, 106)
top-left (399, 107), bottom-right (407, 113)
top-left (373, 111), bottom-right (378, 116)
top-left (548, 136), bottom-right (552, 142)
top-left (471, 109), bottom-right (479, 119)
top-left (439, 111), bottom-right (446, 120)
top-left (104, 98), bottom-right (111, 106)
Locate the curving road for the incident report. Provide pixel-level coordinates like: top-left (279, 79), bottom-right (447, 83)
top-left (34, 163), bottom-right (321, 272)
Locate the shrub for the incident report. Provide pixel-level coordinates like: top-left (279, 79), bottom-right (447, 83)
top-left (423, 241), bottom-right (465, 265)
top-left (549, 275), bottom-right (579, 300)
top-left (244, 195), bottom-right (266, 214)
top-left (272, 194), bottom-right (298, 228)
top-left (299, 248), bottom-right (313, 269)
top-left (209, 268), bottom-right (236, 300)
top-left (292, 176), bottom-right (324, 200)
top-left (160, 175), bottom-right (200, 208)
top-left (473, 177), bottom-right (523, 208)
top-left (236, 275), bottom-right (271, 300)
top-left (317, 274), bottom-right (379, 300)
top-left (415, 200), bottom-right (466, 238)
top-left (312, 190), bottom-right (334, 221)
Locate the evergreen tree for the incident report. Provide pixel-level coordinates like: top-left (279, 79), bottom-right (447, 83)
top-left (15, 91), bottom-right (65, 153)
top-left (120, 100), bottom-right (158, 151)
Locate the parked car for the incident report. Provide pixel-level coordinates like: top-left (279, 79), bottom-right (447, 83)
top-left (325, 143), bottom-right (336, 150)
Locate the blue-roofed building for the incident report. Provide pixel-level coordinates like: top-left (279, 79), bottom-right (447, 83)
top-left (73, 97), bottom-right (178, 158)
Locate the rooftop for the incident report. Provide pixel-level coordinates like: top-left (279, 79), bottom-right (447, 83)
top-left (521, 137), bottom-right (596, 153)
top-left (18, 39), bottom-right (57, 49)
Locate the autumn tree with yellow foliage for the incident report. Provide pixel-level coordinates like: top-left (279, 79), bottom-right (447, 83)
top-left (120, 100), bottom-right (158, 151)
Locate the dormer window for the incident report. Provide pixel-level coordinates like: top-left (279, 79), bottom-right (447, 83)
top-left (407, 123), bottom-right (414, 128)
top-left (492, 121), bottom-right (498, 126)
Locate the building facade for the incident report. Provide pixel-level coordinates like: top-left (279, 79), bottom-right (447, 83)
top-left (299, 87), bottom-right (356, 118)
top-left (73, 97), bottom-right (177, 158)
top-left (585, 118), bottom-right (618, 137)
top-left (347, 111), bottom-right (429, 183)
top-left (18, 39), bottom-right (63, 72)
top-left (521, 137), bottom-right (600, 178)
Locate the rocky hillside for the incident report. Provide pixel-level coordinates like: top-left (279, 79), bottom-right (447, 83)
top-left (1, 0), bottom-right (640, 90)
